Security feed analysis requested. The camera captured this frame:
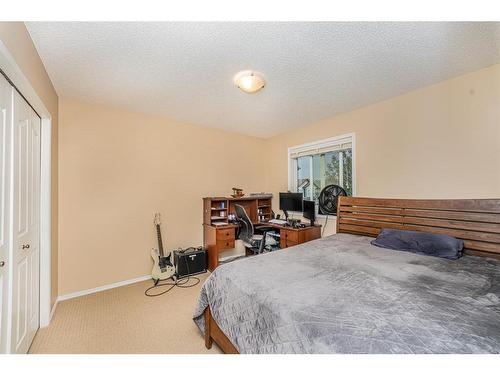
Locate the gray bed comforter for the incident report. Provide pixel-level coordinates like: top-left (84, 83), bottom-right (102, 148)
top-left (193, 233), bottom-right (500, 353)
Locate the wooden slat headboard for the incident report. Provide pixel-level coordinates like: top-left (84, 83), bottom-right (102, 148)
top-left (336, 197), bottom-right (500, 259)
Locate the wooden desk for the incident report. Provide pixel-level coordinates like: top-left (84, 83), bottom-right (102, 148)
top-left (203, 195), bottom-right (322, 271)
top-left (266, 223), bottom-right (322, 249)
top-left (203, 222), bottom-right (322, 271)
top-left (203, 195), bottom-right (272, 271)
top-left (203, 224), bottom-right (238, 271)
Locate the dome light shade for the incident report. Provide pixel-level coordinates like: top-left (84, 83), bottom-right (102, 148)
top-left (234, 71), bottom-right (265, 94)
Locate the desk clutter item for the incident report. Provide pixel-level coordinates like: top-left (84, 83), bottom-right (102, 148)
top-left (231, 187), bottom-right (244, 198)
top-left (269, 218), bottom-right (287, 225)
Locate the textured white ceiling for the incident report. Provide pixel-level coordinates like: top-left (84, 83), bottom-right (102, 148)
top-left (26, 22), bottom-right (500, 138)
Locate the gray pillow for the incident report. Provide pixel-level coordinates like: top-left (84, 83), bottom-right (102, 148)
top-left (371, 228), bottom-right (463, 260)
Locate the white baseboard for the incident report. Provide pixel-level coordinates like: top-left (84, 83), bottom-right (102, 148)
top-left (57, 275), bottom-right (151, 302)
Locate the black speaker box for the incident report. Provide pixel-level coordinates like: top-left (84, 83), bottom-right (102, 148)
top-left (174, 247), bottom-right (207, 279)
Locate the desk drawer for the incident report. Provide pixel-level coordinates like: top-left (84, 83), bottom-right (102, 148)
top-left (216, 228), bottom-right (235, 240)
top-left (281, 230), bottom-right (298, 243)
top-left (217, 239), bottom-right (235, 250)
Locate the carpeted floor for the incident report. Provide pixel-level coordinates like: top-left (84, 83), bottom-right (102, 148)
top-left (29, 273), bottom-right (222, 354)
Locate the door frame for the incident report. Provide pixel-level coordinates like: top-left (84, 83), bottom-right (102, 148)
top-left (0, 41), bottom-right (53, 330)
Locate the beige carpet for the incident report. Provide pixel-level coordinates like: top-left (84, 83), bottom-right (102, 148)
top-left (29, 273), bottom-right (222, 354)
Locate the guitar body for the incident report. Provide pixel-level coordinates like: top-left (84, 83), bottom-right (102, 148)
top-left (151, 213), bottom-right (176, 283)
top-left (151, 248), bottom-right (175, 281)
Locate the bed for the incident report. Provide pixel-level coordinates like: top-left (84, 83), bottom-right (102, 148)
top-left (193, 197), bottom-right (500, 353)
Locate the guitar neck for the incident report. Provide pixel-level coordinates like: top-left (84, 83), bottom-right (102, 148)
top-left (156, 224), bottom-right (165, 257)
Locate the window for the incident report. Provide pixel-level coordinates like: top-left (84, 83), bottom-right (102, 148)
top-left (288, 133), bottom-right (355, 207)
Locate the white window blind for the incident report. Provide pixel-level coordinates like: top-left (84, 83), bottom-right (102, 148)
top-left (289, 140), bottom-right (353, 158)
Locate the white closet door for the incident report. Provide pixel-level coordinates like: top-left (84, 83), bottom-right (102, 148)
top-left (0, 75), bottom-right (13, 353)
top-left (11, 91), bottom-right (40, 354)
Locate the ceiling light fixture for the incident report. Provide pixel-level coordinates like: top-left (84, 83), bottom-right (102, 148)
top-left (234, 71), bottom-right (265, 94)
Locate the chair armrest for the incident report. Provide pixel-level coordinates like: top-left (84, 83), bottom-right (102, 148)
top-left (254, 226), bottom-right (279, 253)
top-left (237, 219), bottom-right (250, 240)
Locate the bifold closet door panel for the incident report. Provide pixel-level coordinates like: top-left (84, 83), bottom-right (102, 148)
top-left (0, 74), bottom-right (14, 354)
top-left (11, 90), bottom-right (40, 354)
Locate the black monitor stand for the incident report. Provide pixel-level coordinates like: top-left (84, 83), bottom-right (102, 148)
top-left (283, 210), bottom-right (289, 221)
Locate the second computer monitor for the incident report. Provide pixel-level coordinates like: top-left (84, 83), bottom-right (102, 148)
top-left (279, 192), bottom-right (303, 218)
top-left (302, 200), bottom-right (316, 226)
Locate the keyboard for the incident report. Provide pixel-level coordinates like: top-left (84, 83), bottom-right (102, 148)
top-left (269, 219), bottom-right (287, 225)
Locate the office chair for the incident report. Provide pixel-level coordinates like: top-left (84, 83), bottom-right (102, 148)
top-left (234, 204), bottom-right (278, 254)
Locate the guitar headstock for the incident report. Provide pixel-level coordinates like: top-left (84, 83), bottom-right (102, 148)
top-left (154, 213), bottom-right (161, 226)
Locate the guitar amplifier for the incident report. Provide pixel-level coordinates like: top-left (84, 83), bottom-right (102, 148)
top-left (173, 247), bottom-right (207, 279)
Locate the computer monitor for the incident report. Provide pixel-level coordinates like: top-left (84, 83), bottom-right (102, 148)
top-left (303, 200), bottom-right (316, 226)
top-left (279, 192), bottom-right (303, 219)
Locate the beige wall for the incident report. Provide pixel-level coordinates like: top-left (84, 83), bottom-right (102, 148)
top-left (0, 22), bottom-right (59, 307)
top-left (264, 64), bottom-right (500, 235)
top-left (58, 97), bottom-right (266, 295)
top-left (59, 64), bottom-right (499, 295)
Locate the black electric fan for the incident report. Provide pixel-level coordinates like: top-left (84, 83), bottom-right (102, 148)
top-left (318, 184), bottom-right (347, 215)
top-left (318, 185), bottom-right (347, 235)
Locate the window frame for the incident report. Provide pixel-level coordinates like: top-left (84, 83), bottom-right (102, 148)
top-left (287, 132), bottom-right (356, 217)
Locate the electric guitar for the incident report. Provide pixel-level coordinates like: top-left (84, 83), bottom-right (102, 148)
top-left (151, 213), bottom-right (175, 284)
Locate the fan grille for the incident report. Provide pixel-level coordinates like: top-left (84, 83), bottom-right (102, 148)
top-left (318, 185), bottom-right (347, 215)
